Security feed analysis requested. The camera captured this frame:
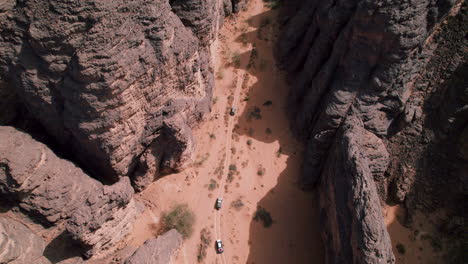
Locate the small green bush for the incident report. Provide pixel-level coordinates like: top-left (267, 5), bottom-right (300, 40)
top-left (396, 242), bottom-right (406, 255)
top-left (229, 164), bottom-right (237, 171)
top-left (231, 199), bottom-right (244, 210)
top-left (257, 166), bottom-right (265, 176)
top-left (208, 179), bottom-right (217, 191)
top-left (254, 207), bottom-right (273, 227)
top-left (197, 228), bottom-right (211, 262)
top-left (162, 204), bottom-right (195, 239)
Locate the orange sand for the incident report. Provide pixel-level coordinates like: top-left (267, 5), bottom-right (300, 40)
top-left (127, 0), bottom-right (325, 263)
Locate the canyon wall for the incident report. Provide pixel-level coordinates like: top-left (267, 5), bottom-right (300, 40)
top-left (0, 0), bottom-right (246, 261)
top-left (279, 0), bottom-right (466, 262)
top-left (0, 217), bottom-right (51, 264)
top-left (0, 126), bottom-right (139, 258)
top-left (0, 0), bottom-right (243, 191)
top-left (320, 116), bottom-right (394, 263)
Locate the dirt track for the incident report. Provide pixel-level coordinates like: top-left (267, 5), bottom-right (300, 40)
top-left (129, 1), bottom-right (325, 263)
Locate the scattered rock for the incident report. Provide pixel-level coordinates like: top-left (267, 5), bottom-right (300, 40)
top-left (124, 229), bottom-right (183, 264)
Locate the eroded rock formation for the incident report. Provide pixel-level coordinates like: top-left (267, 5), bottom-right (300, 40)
top-left (0, 126), bottom-right (139, 258)
top-left (279, 0), bottom-right (459, 192)
top-left (279, 0), bottom-right (466, 262)
top-left (0, 0), bottom-right (226, 190)
top-left (0, 217), bottom-right (51, 264)
top-left (320, 115), bottom-right (394, 263)
top-left (124, 229), bottom-right (183, 264)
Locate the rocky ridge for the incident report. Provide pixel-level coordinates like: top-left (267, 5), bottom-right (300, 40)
top-left (319, 115), bottom-right (394, 263)
top-left (0, 126), bottom-right (139, 258)
top-left (0, 217), bottom-right (51, 264)
top-left (0, 0), bottom-right (236, 191)
top-left (278, 0), bottom-right (466, 262)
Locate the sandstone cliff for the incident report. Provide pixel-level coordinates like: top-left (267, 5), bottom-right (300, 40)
top-left (278, 0), bottom-right (466, 262)
top-left (0, 217), bottom-right (51, 264)
top-left (0, 126), bottom-right (139, 258)
top-left (0, 0), bottom-right (228, 191)
top-left (320, 115), bottom-right (394, 263)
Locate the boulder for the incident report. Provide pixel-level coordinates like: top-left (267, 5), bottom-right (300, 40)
top-left (0, 217), bottom-right (51, 264)
top-left (0, 126), bottom-right (139, 258)
top-left (124, 229), bottom-right (183, 264)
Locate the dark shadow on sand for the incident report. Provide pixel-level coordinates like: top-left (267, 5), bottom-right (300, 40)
top-left (227, 7), bottom-right (325, 264)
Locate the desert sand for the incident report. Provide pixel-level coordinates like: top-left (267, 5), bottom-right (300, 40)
top-left (385, 205), bottom-right (447, 264)
top-left (125, 0), bottom-right (325, 263)
top-left (117, 1), bottom-right (447, 264)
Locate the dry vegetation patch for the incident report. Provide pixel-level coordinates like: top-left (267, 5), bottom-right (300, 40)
top-left (161, 204), bottom-right (195, 239)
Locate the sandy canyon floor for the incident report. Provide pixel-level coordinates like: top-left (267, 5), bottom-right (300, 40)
top-left (116, 1), bottom-right (445, 263)
top-left (128, 1), bottom-right (325, 263)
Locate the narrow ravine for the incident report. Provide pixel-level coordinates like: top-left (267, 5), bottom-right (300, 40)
top-left (130, 0), bottom-right (325, 263)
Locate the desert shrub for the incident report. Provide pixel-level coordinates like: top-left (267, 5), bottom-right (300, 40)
top-left (232, 51), bottom-right (241, 67)
top-left (197, 228), bottom-right (212, 262)
top-left (240, 33), bottom-right (248, 46)
top-left (194, 153), bottom-right (209, 167)
top-left (396, 243), bottom-right (406, 255)
top-left (263, 0), bottom-right (281, 9)
top-left (276, 147), bottom-right (282, 157)
top-left (231, 198), bottom-right (244, 210)
top-left (247, 139), bottom-right (253, 146)
top-left (208, 179), bottom-right (217, 191)
top-left (161, 204), bottom-right (195, 239)
top-left (254, 207), bottom-right (273, 227)
top-left (227, 171), bottom-right (235, 183)
top-left (249, 107), bottom-right (262, 120)
top-left (265, 128), bottom-right (272, 134)
top-left (257, 166), bottom-right (265, 176)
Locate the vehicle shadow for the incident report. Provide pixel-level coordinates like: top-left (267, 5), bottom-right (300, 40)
top-left (229, 7), bottom-right (325, 264)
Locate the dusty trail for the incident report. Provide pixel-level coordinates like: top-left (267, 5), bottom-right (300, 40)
top-left (214, 19), bottom-right (251, 264)
top-left (130, 1), bottom-right (324, 263)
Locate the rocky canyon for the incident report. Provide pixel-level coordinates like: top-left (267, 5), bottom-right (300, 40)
top-left (0, 0), bottom-right (466, 263)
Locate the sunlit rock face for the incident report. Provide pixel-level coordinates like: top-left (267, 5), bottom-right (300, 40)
top-left (0, 126), bottom-right (139, 258)
top-left (0, 0), bottom-right (230, 190)
top-left (279, 0), bottom-right (465, 263)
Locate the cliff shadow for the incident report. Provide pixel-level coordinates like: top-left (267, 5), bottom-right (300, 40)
top-left (227, 7), bottom-right (325, 264)
top-left (44, 231), bottom-right (83, 263)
